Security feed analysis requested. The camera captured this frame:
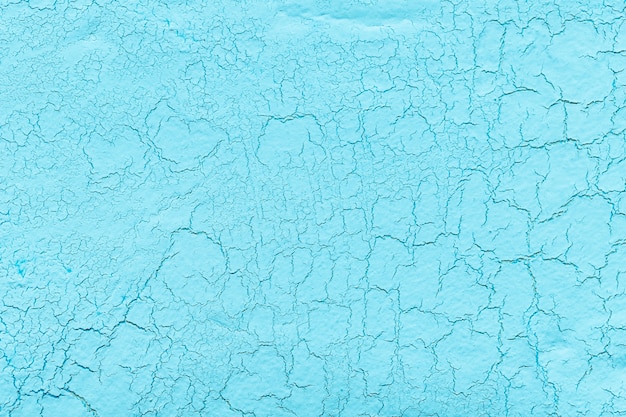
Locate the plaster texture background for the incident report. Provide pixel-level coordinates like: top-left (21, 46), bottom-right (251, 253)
top-left (1, 1), bottom-right (625, 416)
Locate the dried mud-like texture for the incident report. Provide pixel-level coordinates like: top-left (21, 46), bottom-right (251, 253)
top-left (1, 1), bottom-right (625, 416)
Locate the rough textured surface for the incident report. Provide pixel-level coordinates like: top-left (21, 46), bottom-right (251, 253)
top-left (1, 0), bottom-right (625, 416)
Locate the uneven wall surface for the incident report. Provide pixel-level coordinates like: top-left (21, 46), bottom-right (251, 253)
top-left (1, 0), bottom-right (626, 416)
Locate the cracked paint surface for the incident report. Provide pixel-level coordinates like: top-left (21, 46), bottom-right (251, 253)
top-left (0, 0), bottom-right (625, 416)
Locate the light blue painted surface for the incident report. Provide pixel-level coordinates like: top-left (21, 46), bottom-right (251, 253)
top-left (0, 1), bottom-right (625, 416)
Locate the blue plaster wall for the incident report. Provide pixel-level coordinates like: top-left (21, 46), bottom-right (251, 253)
top-left (1, 1), bottom-right (625, 416)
